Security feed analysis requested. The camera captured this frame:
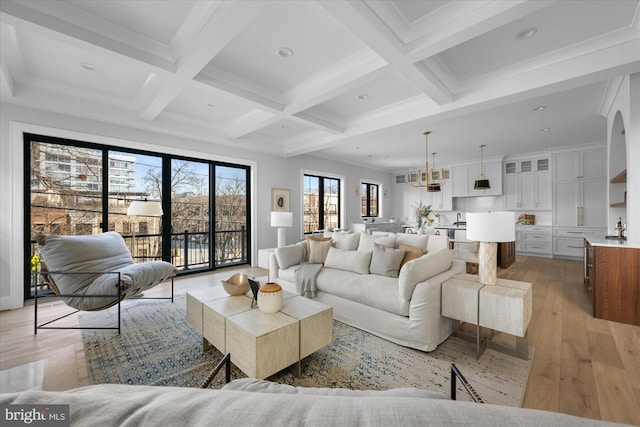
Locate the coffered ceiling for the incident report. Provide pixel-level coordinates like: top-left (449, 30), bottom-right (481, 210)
top-left (1, 0), bottom-right (639, 171)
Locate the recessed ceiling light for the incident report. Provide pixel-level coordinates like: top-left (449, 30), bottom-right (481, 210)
top-left (533, 105), bottom-right (546, 111)
top-left (357, 94), bottom-right (369, 100)
top-left (79, 62), bottom-right (95, 71)
top-left (275, 47), bottom-right (294, 58)
top-left (516, 27), bottom-right (537, 40)
top-left (539, 127), bottom-right (550, 132)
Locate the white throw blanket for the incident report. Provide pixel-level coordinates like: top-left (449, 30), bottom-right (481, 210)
top-left (294, 263), bottom-right (323, 297)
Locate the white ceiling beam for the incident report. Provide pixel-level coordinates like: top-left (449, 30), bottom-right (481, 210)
top-left (196, 66), bottom-right (284, 113)
top-left (224, 110), bottom-right (279, 139)
top-left (284, 49), bottom-right (388, 113)
top-left (0, 0), bottom-right (176, 72)
top-left (282, 34), bottom-right (640, 158)
top-left (291, 111), bottom-right (344, 134)
top-left (404, 1), bottom-right (557, 62)
top-left (318, 0), bottom-right (454, 105)
top-left (138, 1), bottom-right (269, 121)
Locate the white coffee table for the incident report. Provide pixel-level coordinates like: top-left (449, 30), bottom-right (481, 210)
top-left (187, 286), bottom-right (333, 379)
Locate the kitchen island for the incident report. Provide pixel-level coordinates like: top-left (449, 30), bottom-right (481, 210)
top-left (584, 236), bottom-right (640, 326)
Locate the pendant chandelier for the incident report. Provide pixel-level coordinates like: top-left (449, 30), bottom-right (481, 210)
top-left (409, 131), bottom-right (447, 192)
top-left (474, 144), bottom-right (491, 190)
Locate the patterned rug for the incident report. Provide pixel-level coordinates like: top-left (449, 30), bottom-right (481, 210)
top-left (80, 294), bottom-right (533, 406)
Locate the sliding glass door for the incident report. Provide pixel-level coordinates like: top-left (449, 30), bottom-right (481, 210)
top-left (24, 134), bottom-right (251, 300)
top-left (215, 165), bottom-right (248, 267)
top-left (170, 159), bottom-right (210, 270)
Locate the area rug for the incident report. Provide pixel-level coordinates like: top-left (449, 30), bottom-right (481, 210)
top-left (80, 295), bottom-right (533, 407)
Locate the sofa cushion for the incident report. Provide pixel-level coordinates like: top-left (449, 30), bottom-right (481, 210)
top-left (275, 244), bottom-right (305, 270)
top-left (395, 233), bottom-right (429, 251)
top-left (331, 232), bottom-right (360, 251)
top-left (222, 378), bottom-right (448, 399)
top-left (357, 232), bottom-right (395, 253)
top-left (398, 249), bottom-right (453, 301)
top-left (316, 268), bottom-right (409, 316)
top-left (324, 247), bottom-right (371, 275)
top-left (398, 244), bottom-right (426, 269)
top-left (307, 237), bottom-right (332, 264)
top-left (278, 266), bottom-right (297, 283)
top-left (370, 244), bottom-right (405, 278)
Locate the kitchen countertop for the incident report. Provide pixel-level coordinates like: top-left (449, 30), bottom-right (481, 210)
top-left (585, 235), bottom-right (640, 249)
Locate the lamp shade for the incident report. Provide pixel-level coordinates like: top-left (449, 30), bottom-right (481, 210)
top-left (127, 200), bottom-right (163, 217)
top-left (271, 211), bottom-right (293, 228)
top-left (466, 212), bottom-right (515, 242)
top-left (473, 178), bottom-right (491, 190)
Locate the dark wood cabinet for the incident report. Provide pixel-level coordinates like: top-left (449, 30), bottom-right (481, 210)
top-left (498, 241), bottom-right (515, 269)
top-left (585, 238), bottom-right (640, 326)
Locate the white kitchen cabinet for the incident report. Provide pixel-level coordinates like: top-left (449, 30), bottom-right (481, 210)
top-left (553, 178), bottom-right (606, 227)
top-left (504, 169), bottom-right (551, 211)
top-left (394, 171), bottom-right (452, 222)
top-left (552, 227), bottom-right (605, 258)
top-left (552, 148), bottom-right (607, 257)
top-left (552, 148), bottom-right (606, 228)
top-left (423, 178), bottom-right (453, 212)
top-left (515, 225), bottom-right (551, 257)
top-left (452, 159), bottom-right (502, 197)
top-left (553, 149), bottom-right (606, 181)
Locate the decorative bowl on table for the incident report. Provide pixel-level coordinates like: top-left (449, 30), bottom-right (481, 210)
top-left (221, 273), bottom-right (250, 296)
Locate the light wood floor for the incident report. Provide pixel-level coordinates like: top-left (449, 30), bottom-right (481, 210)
top-left (1, 258), bottom-right (639, 425)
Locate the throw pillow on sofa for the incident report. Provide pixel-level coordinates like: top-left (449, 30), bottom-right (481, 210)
top-left (398, 243), bottom-right (426, 269)
top-left (275, 244), bottom-right (305, 270)
top-left (357, 232), bottom-right (395, 253)
top-left (324, 247), bottom-right (371, 275)
top-left (395, 233), bottom-right (429, 251)
top-left (306, 236), bottom-right (332, 264)
top-left (370, 243), bottom-right (406, 278)
top-left (330, 232), bottom-right (360, 251)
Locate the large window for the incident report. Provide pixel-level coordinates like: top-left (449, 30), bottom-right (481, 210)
top-left (361, 182), bottom-right (379, 218)
top-left (25, 134), bottom-right (250, 299)
top-left (303, 174), bottom-right (340, 233)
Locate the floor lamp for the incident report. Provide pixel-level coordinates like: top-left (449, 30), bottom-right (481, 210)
top-left (271, 212), bottom-right (293, 248)
top-left (466, 212), bottom-right (515, 285)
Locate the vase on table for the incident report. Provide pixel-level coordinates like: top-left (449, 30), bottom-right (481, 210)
top-left (258, 282), bottom-right (283, 313)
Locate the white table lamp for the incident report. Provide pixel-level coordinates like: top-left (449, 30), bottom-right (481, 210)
top-left (466, 212), bottom-right (515, 285)
top-left (271, 211), bottom-right (293, 248)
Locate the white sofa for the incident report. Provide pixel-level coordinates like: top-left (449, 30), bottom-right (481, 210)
top-left (269, 231), bottom-right (465, 352)
top-left (0, 382), bottom-right (628, 426)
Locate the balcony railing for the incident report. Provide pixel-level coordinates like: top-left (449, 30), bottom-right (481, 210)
top-left (29, 227), bottom-right (247, 296)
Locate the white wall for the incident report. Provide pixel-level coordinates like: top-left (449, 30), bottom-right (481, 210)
top-left (605, 73), bottom-right (640, 241)
top-left (0, 103), bottom-right (393, 309)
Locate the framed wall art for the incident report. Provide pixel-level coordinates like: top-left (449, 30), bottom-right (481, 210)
top-left (271, 188), bottom-right (290, 212)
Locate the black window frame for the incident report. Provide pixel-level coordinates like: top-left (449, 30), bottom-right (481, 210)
top-left (361, 182), bottom-right (379, 218)
top-left (23, 133), bottom-right (252, 300)
top-left (303, 173), bottom-right (341, 234)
